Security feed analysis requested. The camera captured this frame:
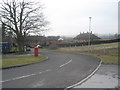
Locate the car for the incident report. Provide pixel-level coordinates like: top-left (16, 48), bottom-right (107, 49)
top-left (36, 45), bottom-right (43, 48)
top-left (24, 46), bottom-right (31, 51)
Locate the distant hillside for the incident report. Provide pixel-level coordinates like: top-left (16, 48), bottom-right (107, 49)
top-left (98, 34), bottom-right (120, 39)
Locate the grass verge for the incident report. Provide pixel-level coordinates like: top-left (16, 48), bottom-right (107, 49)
top-left (80, 53), bottom-right (118, 64)
top-left (56, 42), bottom-right (118, 64)
top-left (0, 56), bottom-right (47, 68)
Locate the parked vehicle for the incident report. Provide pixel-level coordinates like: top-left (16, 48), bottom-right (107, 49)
top-left (24, 46), bottom-right (31, 51)
top-left (26, 46), bottom-right (31, 51)
top-left (36, 45), bottom-right (43, 48)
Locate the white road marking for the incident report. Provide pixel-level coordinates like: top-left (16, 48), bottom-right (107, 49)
top-left (59, 59), bottom-right (72, 68)
top-left (64, 59), bottom-right (102, 90)
top-left (0, 69), bottom-right (51, 84)
top-left (32, 79), bottom-right (45, 88)
top-left (1, 74), bottom-right (37, 83)
top-left (42, 69), bottom-right (51, 72)
top-left (1, 59), bottom-right (72, 84)
top-left (0, 79), bottom-right (11, 83)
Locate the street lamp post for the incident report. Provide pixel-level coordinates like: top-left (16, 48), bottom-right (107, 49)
top-left (88, 17), bottom-right (92, 52)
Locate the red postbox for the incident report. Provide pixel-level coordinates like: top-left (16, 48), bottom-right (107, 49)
top-left (34, 47), bottom-right (38, 56)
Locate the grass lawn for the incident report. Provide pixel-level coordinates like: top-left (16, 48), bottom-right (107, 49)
top-left (99, 55), bottom-right (118, 64)
top-left (57, 42), bottom-right (118, 64)
top-left (0, 55), bottom-right (47, 68)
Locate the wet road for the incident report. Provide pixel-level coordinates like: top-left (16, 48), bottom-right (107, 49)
top-left (2, 50), bottom-right (100, 88)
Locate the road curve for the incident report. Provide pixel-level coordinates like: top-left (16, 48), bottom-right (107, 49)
top-left (2, 49), bottom-right (100, 88)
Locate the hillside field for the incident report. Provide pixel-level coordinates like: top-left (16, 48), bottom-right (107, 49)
top-left (57, 42), bottom-right (119, 64)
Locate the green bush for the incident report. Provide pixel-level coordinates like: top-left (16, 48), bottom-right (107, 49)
top-left (11, 47), bottom-right (19, 52)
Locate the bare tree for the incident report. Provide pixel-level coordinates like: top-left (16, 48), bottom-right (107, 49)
top-left (1, 22), bottom-right (6, 38)
top-left (0, 0), bottom-right (49, 52)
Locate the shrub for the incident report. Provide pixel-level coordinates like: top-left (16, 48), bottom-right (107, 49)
top-left (49, 43), bottom-right (58, 49)
top-left (11, 47), bottom-right (19, 52)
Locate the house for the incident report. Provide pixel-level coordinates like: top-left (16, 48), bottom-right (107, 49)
top-left (73, 32), bottom-right (101, 43)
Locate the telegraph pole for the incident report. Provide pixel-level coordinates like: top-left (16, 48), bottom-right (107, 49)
top-left (88, 17), bottom-right (92, 52)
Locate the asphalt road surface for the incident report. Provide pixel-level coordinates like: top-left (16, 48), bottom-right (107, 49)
top-left (2, 50), bottom-right (100, 88)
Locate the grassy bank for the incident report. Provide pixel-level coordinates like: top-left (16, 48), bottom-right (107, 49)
top-left (57, 43), bottom-right (118, 64)
top-left (0, 55), bottom-right (47, 68)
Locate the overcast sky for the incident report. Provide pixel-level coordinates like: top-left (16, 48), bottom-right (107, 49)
top-left (1, 0), bottom-right (119, 36)
top-left (39, 0), bottom-right (119, 36)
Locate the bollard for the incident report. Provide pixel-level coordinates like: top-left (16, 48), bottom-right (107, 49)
top-left (34, 47), bottom-right (38, 56)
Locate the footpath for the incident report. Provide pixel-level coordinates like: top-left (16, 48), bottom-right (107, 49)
top-left (74, 64), bottom-right (119, 88)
